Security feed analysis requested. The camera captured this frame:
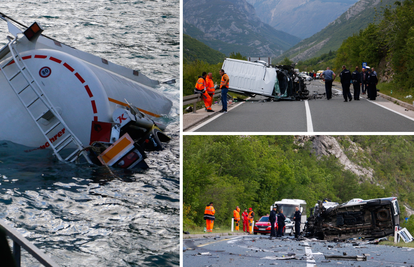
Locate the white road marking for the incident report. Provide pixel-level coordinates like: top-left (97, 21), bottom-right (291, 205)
top-left (320, 80), bottom-right (414, 124)
top-left (304, 100), bottom-right (314, 132)
top-left (303, 242), bottom-right (316, 267)
top-left (226, 235), bottom-right (245, 244)
top-left (188, 101), bottom-right (246, 132)
top-left (366, 98), bottom-right (414, 122)
top-left (197, 235), bottom-right (243, 247)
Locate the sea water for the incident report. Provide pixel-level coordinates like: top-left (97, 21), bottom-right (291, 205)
top-left (0, 0), bottom-right (179, 266)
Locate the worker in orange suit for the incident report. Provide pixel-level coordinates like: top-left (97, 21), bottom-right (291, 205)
top-left (242, 209), bottom-right (249, 232)
top-left (248, 207), bottom-right (255, 234)
top-left (233, 206), bottom-right (241, 231)
top-left (219, 69), bottom-right (230, 113)
top-left (205, 72), bottom-right (215, 111)
top-left (204, 202), bottom-right (215, 232)
top-left (194, 72), bottom-right (213, 112)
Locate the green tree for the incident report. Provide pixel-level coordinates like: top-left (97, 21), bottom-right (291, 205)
top-left (279, 57), bottom-right (293, 66)
top-left (229, 52), bottom-right (247, 60)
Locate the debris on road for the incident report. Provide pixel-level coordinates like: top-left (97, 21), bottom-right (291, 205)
top-left (325, 255), bottom-right (367, 261)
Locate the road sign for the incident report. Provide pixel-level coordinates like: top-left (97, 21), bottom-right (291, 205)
top-left (362, 62), bottom-right (367, 69)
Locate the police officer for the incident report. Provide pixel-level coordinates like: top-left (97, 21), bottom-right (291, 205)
top-left (361, 68), bottom-right (368, 95)
top-left (293, 207), bottom-right (302, 239)
top-left (368, 69), bottom-right (378, 100)
top-left (352, 66), bottom-right (362, 100)
top-left (276, 209), bottom-right (286, 237)
top-left (340, 65), bottom-right (352, 102)
top-left (269, 206), bottom-right (277, 239)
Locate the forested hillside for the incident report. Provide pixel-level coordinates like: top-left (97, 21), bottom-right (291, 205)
top-left (183, 34), bottom-right (226, 65)
top-left (277, 0), bottom-right (395, 62)
top-left (184, 136), bottom-right (414, 234)
top-left (333, 0), bottom-right (414, 92)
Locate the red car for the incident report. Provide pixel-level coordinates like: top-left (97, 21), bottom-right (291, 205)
top-left (253, 216), bottom-right (285, 235)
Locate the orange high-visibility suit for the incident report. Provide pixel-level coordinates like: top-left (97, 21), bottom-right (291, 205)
top-left (242, 211), bottom-right (249, 232)
top-left (248, 209), bottom-right (255, 234)
top-left (233, 207), bottom-right (241, 231)
top-left (204, 205), bottom-right (215, 232)
top-left (205, 76), bottom-right (215, 109)
top-left (194, 77), bottom-right (212, 111)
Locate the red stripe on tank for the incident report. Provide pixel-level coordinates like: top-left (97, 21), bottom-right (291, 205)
top-left (63, 63), bottom-right (74, 72)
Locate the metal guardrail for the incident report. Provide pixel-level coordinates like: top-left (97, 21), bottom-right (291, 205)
top-left (0, 220), bottom-right (59, 267)
top-left (183, 89), bottom-right (223, 113)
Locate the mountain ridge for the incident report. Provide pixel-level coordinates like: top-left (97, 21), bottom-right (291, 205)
top-left (183, 0), bottom-right (301, 57)
top-left (246, 0), bottom-right (359, 39)
top-left (276, 0), bottom-right (395, 62)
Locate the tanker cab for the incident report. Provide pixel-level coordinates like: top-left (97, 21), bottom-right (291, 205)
top-left (89, 105), bottom-right (171, 169)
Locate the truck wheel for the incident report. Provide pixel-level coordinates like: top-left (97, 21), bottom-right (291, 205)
top-left (376, 209), bottom-right (390, 222)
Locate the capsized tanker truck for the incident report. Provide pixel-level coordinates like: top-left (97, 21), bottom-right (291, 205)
top-left (0, 14), bottom-right (175, 168)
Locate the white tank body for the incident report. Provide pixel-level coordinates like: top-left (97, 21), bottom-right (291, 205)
top-left (0, 47), bottom-right (172, 149)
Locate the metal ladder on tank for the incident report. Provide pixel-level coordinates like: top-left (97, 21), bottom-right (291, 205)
top-left (0, 37), bottom-right (93, 164)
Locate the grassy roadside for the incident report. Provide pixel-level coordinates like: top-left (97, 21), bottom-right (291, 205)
top-left (379, 236), bottom-right (414, 248)
top-left (184, 225), bottom-right (246, 235)
top-left (377, 82), bottom-right (414, 105)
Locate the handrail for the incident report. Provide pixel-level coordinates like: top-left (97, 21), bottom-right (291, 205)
top-left (183, 89), bottom-right (223, 113)
top-left (0, 220), bottom-right (59, 267)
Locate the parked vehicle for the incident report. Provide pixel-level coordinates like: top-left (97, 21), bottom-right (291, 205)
top-left (253, 215), bottom-right (277, 235)
top-left (316, 70), bottom-right (324, 79)
top-left (271, 199), bottom-right (307, 234)
top-left (253, 215), bottom-right (291, 235)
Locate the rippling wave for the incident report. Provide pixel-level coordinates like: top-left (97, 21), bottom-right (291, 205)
top-left (0, 0), bottom-right (179, 266)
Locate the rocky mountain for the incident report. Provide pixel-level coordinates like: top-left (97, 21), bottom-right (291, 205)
top-left (246, 0), bottom-right (359, 39)
top-left (296, 136), bottom-right (374, 181)
top-left (183, 0), bottom-right (301, 57)
top-left (276, 0), bottom-right (395, 62)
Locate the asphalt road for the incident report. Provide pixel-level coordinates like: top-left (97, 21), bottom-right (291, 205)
top-left (183, 235), bottom-right (414, 267)
top-left (191, 80), bottom-right (414, 132)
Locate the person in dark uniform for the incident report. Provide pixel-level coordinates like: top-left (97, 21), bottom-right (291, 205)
top-left (366, 69), bottom-right (371, 99)
top-left (276, 209), bottom-right (286, 237)
top-left (352, 66), bottom-right (361, 100)
top-left (361, 68), bottom-right (368, 95)
top-left (368, 70), bottom-right (378, 100)
top-left (269, 206), bottom-right (277, 239)
top-left (293, 207), bottom-right (302, 239)
top-left (340, 65), bottom-right (352, 102)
